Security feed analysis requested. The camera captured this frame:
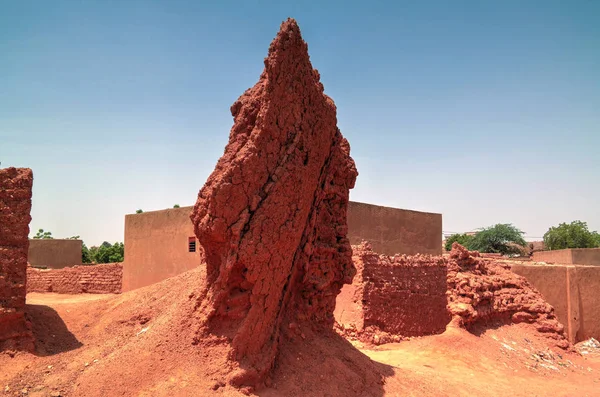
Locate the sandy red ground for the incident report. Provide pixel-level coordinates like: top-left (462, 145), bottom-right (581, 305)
top-left (1, 267), bottom-right (599, 397)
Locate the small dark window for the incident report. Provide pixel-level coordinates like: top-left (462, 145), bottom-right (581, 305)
top-left (188, 237), bottom-right (196, 252)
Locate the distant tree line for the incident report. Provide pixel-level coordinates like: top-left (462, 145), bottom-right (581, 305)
top-left (445, 220), bottom-right (600, 255)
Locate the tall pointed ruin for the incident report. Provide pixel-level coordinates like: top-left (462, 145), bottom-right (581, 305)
top-left (190, 18), bottom-right (358, 387)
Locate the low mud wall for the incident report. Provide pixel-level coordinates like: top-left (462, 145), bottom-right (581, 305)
top-left (511, 263), bottom-right (600, 343)
top-left (27, 263), bottom-right (122, 294)
top-left (532, 248), bottom-right (600, 266)
top-left (335, 243), bottom-right (450, 337)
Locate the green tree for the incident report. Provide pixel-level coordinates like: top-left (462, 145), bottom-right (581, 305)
top-left (33, 229), bottom-right (53, 239)
top-left (136, 209), bottom-right (143, 214)
top-left (444, 233), bottom-right (474, 251)
top-left (468, 223), bottom-right (527, 255)
top-left (173, 204), bottom-right (180, 208)
top-left (543, 221), bottom-right (600, 250)
top-left (88, 241), bottom-right (124, 263)
top-left (82, 242), bottom-right (92, 264)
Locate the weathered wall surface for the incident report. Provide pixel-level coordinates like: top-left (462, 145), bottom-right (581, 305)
top-left (27, 263), bottom-right (122, 294)
top-left (571, 248), bottom-right (600, 266)
top-left (122, 207), bottom-right (202, 292)
top-left (335, 242), bottom-right (450, 338)
top-left (532, 248), bottom-right (600, 266)
top-left (123, 201), bottom-right (442, 292)
top-left (511, 263), bottom-right (600, 343)
top-left (347, 201), bottom-right (442, 256)
top-left (0, 167), bottom-right (34, 351)
top-left (28, 239), bottom-right (82, 269)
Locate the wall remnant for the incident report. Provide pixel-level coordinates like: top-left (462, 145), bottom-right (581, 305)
top-left (347, 201), bottom-right (442, 255)
top-left (335, 242), bottom-right (450, 343)
top-left (190, 18), bottom-right (357, 388)
top-left (0, 167), bottom-right (34, 352)
top-left (27, 263), bottom-right (122, 294)
top-left (28, 239), bottom-right (83, 269)
top-left (447, 243), bottom-right (569, 349)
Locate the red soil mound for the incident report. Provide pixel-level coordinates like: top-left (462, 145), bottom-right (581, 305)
top-left (190, 18), bottom-right (357, 388)
top-left (447, 243), bottom-right (569, 349)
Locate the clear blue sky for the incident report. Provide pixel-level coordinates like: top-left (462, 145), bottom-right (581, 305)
top-left (2, 0), bottom-right (599, 246)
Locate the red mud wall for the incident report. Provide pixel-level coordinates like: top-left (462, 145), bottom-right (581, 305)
top-left (362, 256), bottom-right (450, 336)
top-left (335, 243), bottom-right (450, 337)
top-left (27, 263), bottom-right (122, 294)
top-left (0, 168), bottom-right (34, 351)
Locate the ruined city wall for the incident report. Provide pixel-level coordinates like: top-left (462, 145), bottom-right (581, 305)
top-left (28, 238), bottom-right (83, 269)
top-left (0, 167), bottom-right (34, 351)
top-left (347, 201), bottom-right (442, 256)
top-left (27, 263), bottom-right (122, 294)
top-left (448, 244), bottom-right (569, 349)
top-left (335, 243), bottom-right (450, 338)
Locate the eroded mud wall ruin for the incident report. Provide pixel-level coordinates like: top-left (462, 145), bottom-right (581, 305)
top-left (0, 167), bottom-right (34, 351)
top-left (336, 242), bottom-right (570, 349)
top-left (190, 19), bottom-right (357, 387)
top-left (447, 243), bottom-right (569, 349)
top-left (27, 263), bottom-right (122, 294)
top-left (335, 242), bottom-right (450, 337)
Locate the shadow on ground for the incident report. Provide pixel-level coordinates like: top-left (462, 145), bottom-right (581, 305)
top-left (25, 304), bottom-right (82, 356)
top-left (258, 331), bottom-right (394, 397)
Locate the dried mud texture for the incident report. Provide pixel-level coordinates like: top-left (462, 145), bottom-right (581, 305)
top-left (447, 243), bottom-right (569, 349)
top-left (27, 263), bottom-right (123, 294)
top-left (335, 242), bottom-right (450, 345)
top-left (0, 167), bottom-right (34, 352)
top-left (190, 18), bottom-right (357, 387)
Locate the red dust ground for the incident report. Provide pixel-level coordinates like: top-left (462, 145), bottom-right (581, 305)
top-left (1, 268), bottom-right (599, 397)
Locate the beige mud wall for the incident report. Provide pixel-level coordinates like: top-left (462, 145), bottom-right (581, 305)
top-left (346, 201), bottom-right (442, 255)
top-left (123, 202), bottom-right (442, 291)
top-left (511, 263), bottom-right (600, 343)
top-left (532, 248), bottom-right (600, 266)
top-left (122, 208), bottom-right (201, 291)
top-left (28, 239), bottom-right (82, 269)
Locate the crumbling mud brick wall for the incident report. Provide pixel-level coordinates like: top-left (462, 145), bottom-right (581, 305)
top-left (335, 242), bottom-right (450, 340)
top-left (447, 243), bottom-right (570, 349)
top-left (27, 263), bottom-right (122, 294)
top-left (0, 167), bottom-right (34, 352)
